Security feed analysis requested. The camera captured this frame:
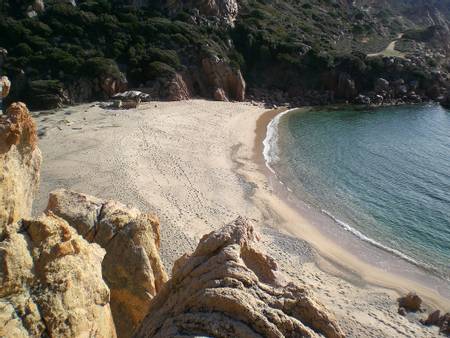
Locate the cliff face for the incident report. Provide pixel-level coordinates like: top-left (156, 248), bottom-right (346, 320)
top-left (135, 217), bottom-right (344, 338)
top-left (0, 102), bottom-right (41, 231)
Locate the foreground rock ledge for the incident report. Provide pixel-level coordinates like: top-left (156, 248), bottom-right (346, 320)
top-left (135, 217), bottom-right (344, 338)
top-left (46, 189), bottom-right (168, 338)
top-left (0, 212), bottom-right (116, 337)
top-left (0, 102), bottom-right (42, 231)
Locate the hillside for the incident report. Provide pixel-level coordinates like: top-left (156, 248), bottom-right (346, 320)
top-left (0, 0), bottom-right (449, 109)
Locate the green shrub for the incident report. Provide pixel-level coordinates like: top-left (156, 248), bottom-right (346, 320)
top-left (146, 48), bottom-right (180, 69)
top-left (13, 43), bottom-right (33, 57)
top-left (144, 61), bottom-right (176, 79)
top-left (82, 57), bottom-right (122, 78)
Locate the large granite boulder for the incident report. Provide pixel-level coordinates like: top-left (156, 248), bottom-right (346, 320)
top-left (0, 212), bottom-right (117, 337)
top-left (0, 102), bottom-right (42, 232)
top-left (135, 217), bottom-right (344, 338)
top-left (46, 189), bottom-right (168, 338)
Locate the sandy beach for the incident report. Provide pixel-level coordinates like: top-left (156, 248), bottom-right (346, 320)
top-left (33, 99), bottom-right (447, 337)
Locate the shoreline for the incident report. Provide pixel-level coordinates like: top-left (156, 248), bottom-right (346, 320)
top-left (34, 99), bottom-right (447, 336)
top-left (251, 106), bottom-right (450, 311)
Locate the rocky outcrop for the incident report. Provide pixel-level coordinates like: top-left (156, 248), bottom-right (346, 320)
top-left (99, 75), bottom-right (128, 98)
top-left (166, 73), bottom-right (191, 101)
top-left (0, 212), bottom-right (116, 337)
top-left (201, 57), bottom-right (246, 101)
top-left (421, 310), bottom-right (450, 334)
top-left (0, 102), bottom-right (41, 231)
top-left (165, 0), bottom-right (239, 25)
top-left (135, 217), bottom-right (344, 338)
top-left (398, 292), bottom-right (422, 312)
top-left (46, 189), bottom-right (168, 338)
top-left (1, 76), bottom-right (11, 98)
top-left (195, 0), bottom-right (239, 24)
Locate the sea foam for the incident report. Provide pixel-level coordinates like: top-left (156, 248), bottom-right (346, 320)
top-left (320, 209), bottom-right (439, 275)
top-left (262, 107), bottom-right (444, 280)
top-left (262, 108), bottom-right (297, 173)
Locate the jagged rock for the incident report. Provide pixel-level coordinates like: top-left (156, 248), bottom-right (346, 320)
top-left (166, 73), bottom-right (191, 101)
top-left (1, 76), bottom-right (11, 98)
top-left (135, 217), bottom-right (344, 338)
top-left (0, 102), bottom-right (41, 232)
top-left (422, 309), bottom-right (441, 325)
top-left (201, 57), bottom-right (245, 102)
top-left (0, 212), bottom-right (117, 337)
top-left (398, 292), bottom-right (422, 312)
top-left (47, 189), bottom-right (168, 338)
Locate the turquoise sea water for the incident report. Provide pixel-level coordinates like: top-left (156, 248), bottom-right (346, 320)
top-left (265, 104), bottom-right (450, 279)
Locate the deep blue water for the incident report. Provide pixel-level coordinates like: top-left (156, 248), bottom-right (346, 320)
top-left (269, 104), bottom-right (450, 278)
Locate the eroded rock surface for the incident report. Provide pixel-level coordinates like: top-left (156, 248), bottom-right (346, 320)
top-left (0, 212), bottom-right (116, 338)
top-left (0, 102), bottom-right (41, 231)
top-left (202, 57), bottom-right (246, 102)
top-left (398, 292), bottom-right (422, 312)
top-left (47, 189), bottom-right (168, 338)
top-left (135, 217), bottom-right (344, 338)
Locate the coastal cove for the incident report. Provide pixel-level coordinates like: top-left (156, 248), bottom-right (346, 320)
top-left (33, 100), bottom-right (447, 336)
top-left (254, 104), bottom-right (450, 309)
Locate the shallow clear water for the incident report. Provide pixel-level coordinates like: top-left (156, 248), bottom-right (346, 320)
top-left (270, 104), bottom-right (450, 278)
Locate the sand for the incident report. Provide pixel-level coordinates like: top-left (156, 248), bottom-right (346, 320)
top-left (34, 99), bottom-right (447, 337)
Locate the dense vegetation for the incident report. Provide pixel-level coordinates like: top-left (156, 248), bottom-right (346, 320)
top-left (0, 0), bottom-right (449, 108)
top-left (0, 0), bottom-right (237, 106)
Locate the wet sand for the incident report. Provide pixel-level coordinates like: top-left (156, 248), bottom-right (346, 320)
top-left (252, 108), bottom-right (450, 309)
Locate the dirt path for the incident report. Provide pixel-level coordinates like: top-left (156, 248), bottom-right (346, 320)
top-left (367, 33), bottom-right (405, 58)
